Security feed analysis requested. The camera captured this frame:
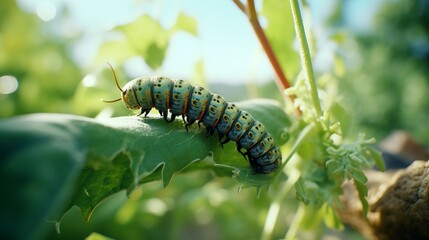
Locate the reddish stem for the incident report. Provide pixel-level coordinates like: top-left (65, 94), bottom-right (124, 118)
top-left (246, 0), bottom-right (291, 91)
top-left (233, 0), bottom-right (291, 91)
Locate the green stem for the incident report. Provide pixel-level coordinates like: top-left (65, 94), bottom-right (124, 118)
top-left (261, 122), bottom-right (317, 240)
top-left (279, 122), bottom-right (316, 170)
top-left (290, 0), bottom-right (323, 117)
top-left (261, 169), bottom-right (300, 240)
top-left (284, 203), bottom-right (306, 240)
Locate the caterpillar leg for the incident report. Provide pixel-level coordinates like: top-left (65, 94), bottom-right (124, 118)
top-left (197, 120), bottom-right (203, 128)
top-left (159, 110), bottom-right (177, 122)
top-left (221, 137), bottom-right (231, 145)
top-left (218, 136), bottom-right (231, 148)
top-left (185, 119), bottom-right (196, 132)
top-left (205, 127), bottom-right (216, 137)
top-left (216, 133), bottom-right (225, 148)
top-left (159, 110), bottom-right (171, 122)
top-left (250, 147), bottom-right (281, 174)
top-left (236, 144), bottom-right (249, 160)
top-left (249, 156), bottom-right (277, 174)
top-left (138, 108), bottom-right (151, 117)
top-left (166, 114), bottom-right (177, 123)
top-left (255, 159), bottom-right (280, 174)
top-left (248, 156), bottom-right (259, 173)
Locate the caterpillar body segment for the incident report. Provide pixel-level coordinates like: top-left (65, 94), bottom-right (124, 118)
top-left (226, 111), bottom-right (254, 142)
top-left (202, 94), bottom-right (228, 128)
top-left (170, 79), bottom-right (193, 119)
top-left (238, 121), bottom-right (266, 150)
top-left (215, 103), bottom-right (240, 137)
top-left (152, 76), bottom-right (173, 118)
top-left (186, 86), bottom-right (211, 125)
top-left (107, 73), bottom-right (282, 174)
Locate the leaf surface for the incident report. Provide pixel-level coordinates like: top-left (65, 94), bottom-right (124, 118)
top-left (0, 99), bottom-right (290, 238)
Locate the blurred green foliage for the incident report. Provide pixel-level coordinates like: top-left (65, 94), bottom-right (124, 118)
top-left (0, 0), bottom-right (82, 117)
top-left (94, 13), bottom-right (197, 69)
top-left (334, 0), bottom-right (429, 144)
top-left (51, 174), bottom-right (293, 240)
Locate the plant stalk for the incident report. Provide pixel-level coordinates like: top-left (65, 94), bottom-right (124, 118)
top-left (289, 0), bottom-right (323, 117)
top-left (261, 169), bottom-right (300, 240)
top-left (232, 0), bottom-right (292, 91)
top-left (261, 122), bottom-right (317, 239)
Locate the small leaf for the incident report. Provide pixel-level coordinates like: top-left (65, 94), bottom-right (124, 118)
top-left (115, 15), bottom-right (166, 54)
top-left (85, 232), bottom-right (115, 240)
top-left (349, 165), bottom-right (368, 184)
top-left (144, 42), bottom-right (167, 69)
top-left (232, 168), bottom-right (276, 187)
top-left (95, 13), bottom-right (198, 70)
top-left (173, 12), bottom-right (198, 35)
top-left (329, 102), bottom-right (350, 137)
top-left (94, 40), bottom-right (135, 65)
top-left (354, 180), bottom-right (369, 217)
top-left (192, 59), bottom-right (207, 88)
top-left (368, 147), bottom-right (385, 171)
top-left (295, 178), bottom-right (310, 204)
top-left (71, 152), bottom-right (134, 221)
top-left (323, 205), bottom-right (344, 230)
top-left (326, 158), bottom-right (344, 181)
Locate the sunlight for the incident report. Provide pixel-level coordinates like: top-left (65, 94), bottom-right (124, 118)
top-left (0, 75), bottom-right (18, 94)
top-left (36, 2), bottom-right (56, 22)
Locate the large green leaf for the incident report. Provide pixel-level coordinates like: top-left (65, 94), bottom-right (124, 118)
top-left (0, 99), bottom-right (290, 239)
top-left (0, 116), bottom-right (86, 239)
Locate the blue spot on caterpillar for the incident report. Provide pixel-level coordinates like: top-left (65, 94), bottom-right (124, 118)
top-left (103, 64), bottom-right (281, 174)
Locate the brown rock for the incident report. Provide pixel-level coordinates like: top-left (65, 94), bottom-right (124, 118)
top-left (340, 161), bottom-right (429, 240)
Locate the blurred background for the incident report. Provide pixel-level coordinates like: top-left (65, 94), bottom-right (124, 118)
top-left (1, 0), bottom-right (428, 239)
top-left (1, 0), bottom-right (428, 143)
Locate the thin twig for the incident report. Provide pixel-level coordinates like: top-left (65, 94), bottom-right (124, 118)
top-left (232, 0), bottom-right (292, 92)
top-left (246, 0), bottom-right (291, 91)
top-left (232, 0), bottom-right (245, 12)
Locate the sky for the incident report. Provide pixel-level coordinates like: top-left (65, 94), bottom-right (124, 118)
top-left (16, 0), bottom-right (383, 85)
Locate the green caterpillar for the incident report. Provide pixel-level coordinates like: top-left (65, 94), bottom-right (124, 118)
top-left (104, 65), bottom-right (281, 174)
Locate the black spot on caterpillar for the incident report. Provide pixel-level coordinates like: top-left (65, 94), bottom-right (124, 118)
top-left (103, 64), bottom-right (281, 174)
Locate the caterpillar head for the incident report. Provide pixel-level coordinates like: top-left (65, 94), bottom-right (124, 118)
top-left (102, 63), bottom-right (140, 110)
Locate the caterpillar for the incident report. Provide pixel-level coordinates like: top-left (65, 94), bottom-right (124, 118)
top-left (103, 64), bottom-right (281, 174)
